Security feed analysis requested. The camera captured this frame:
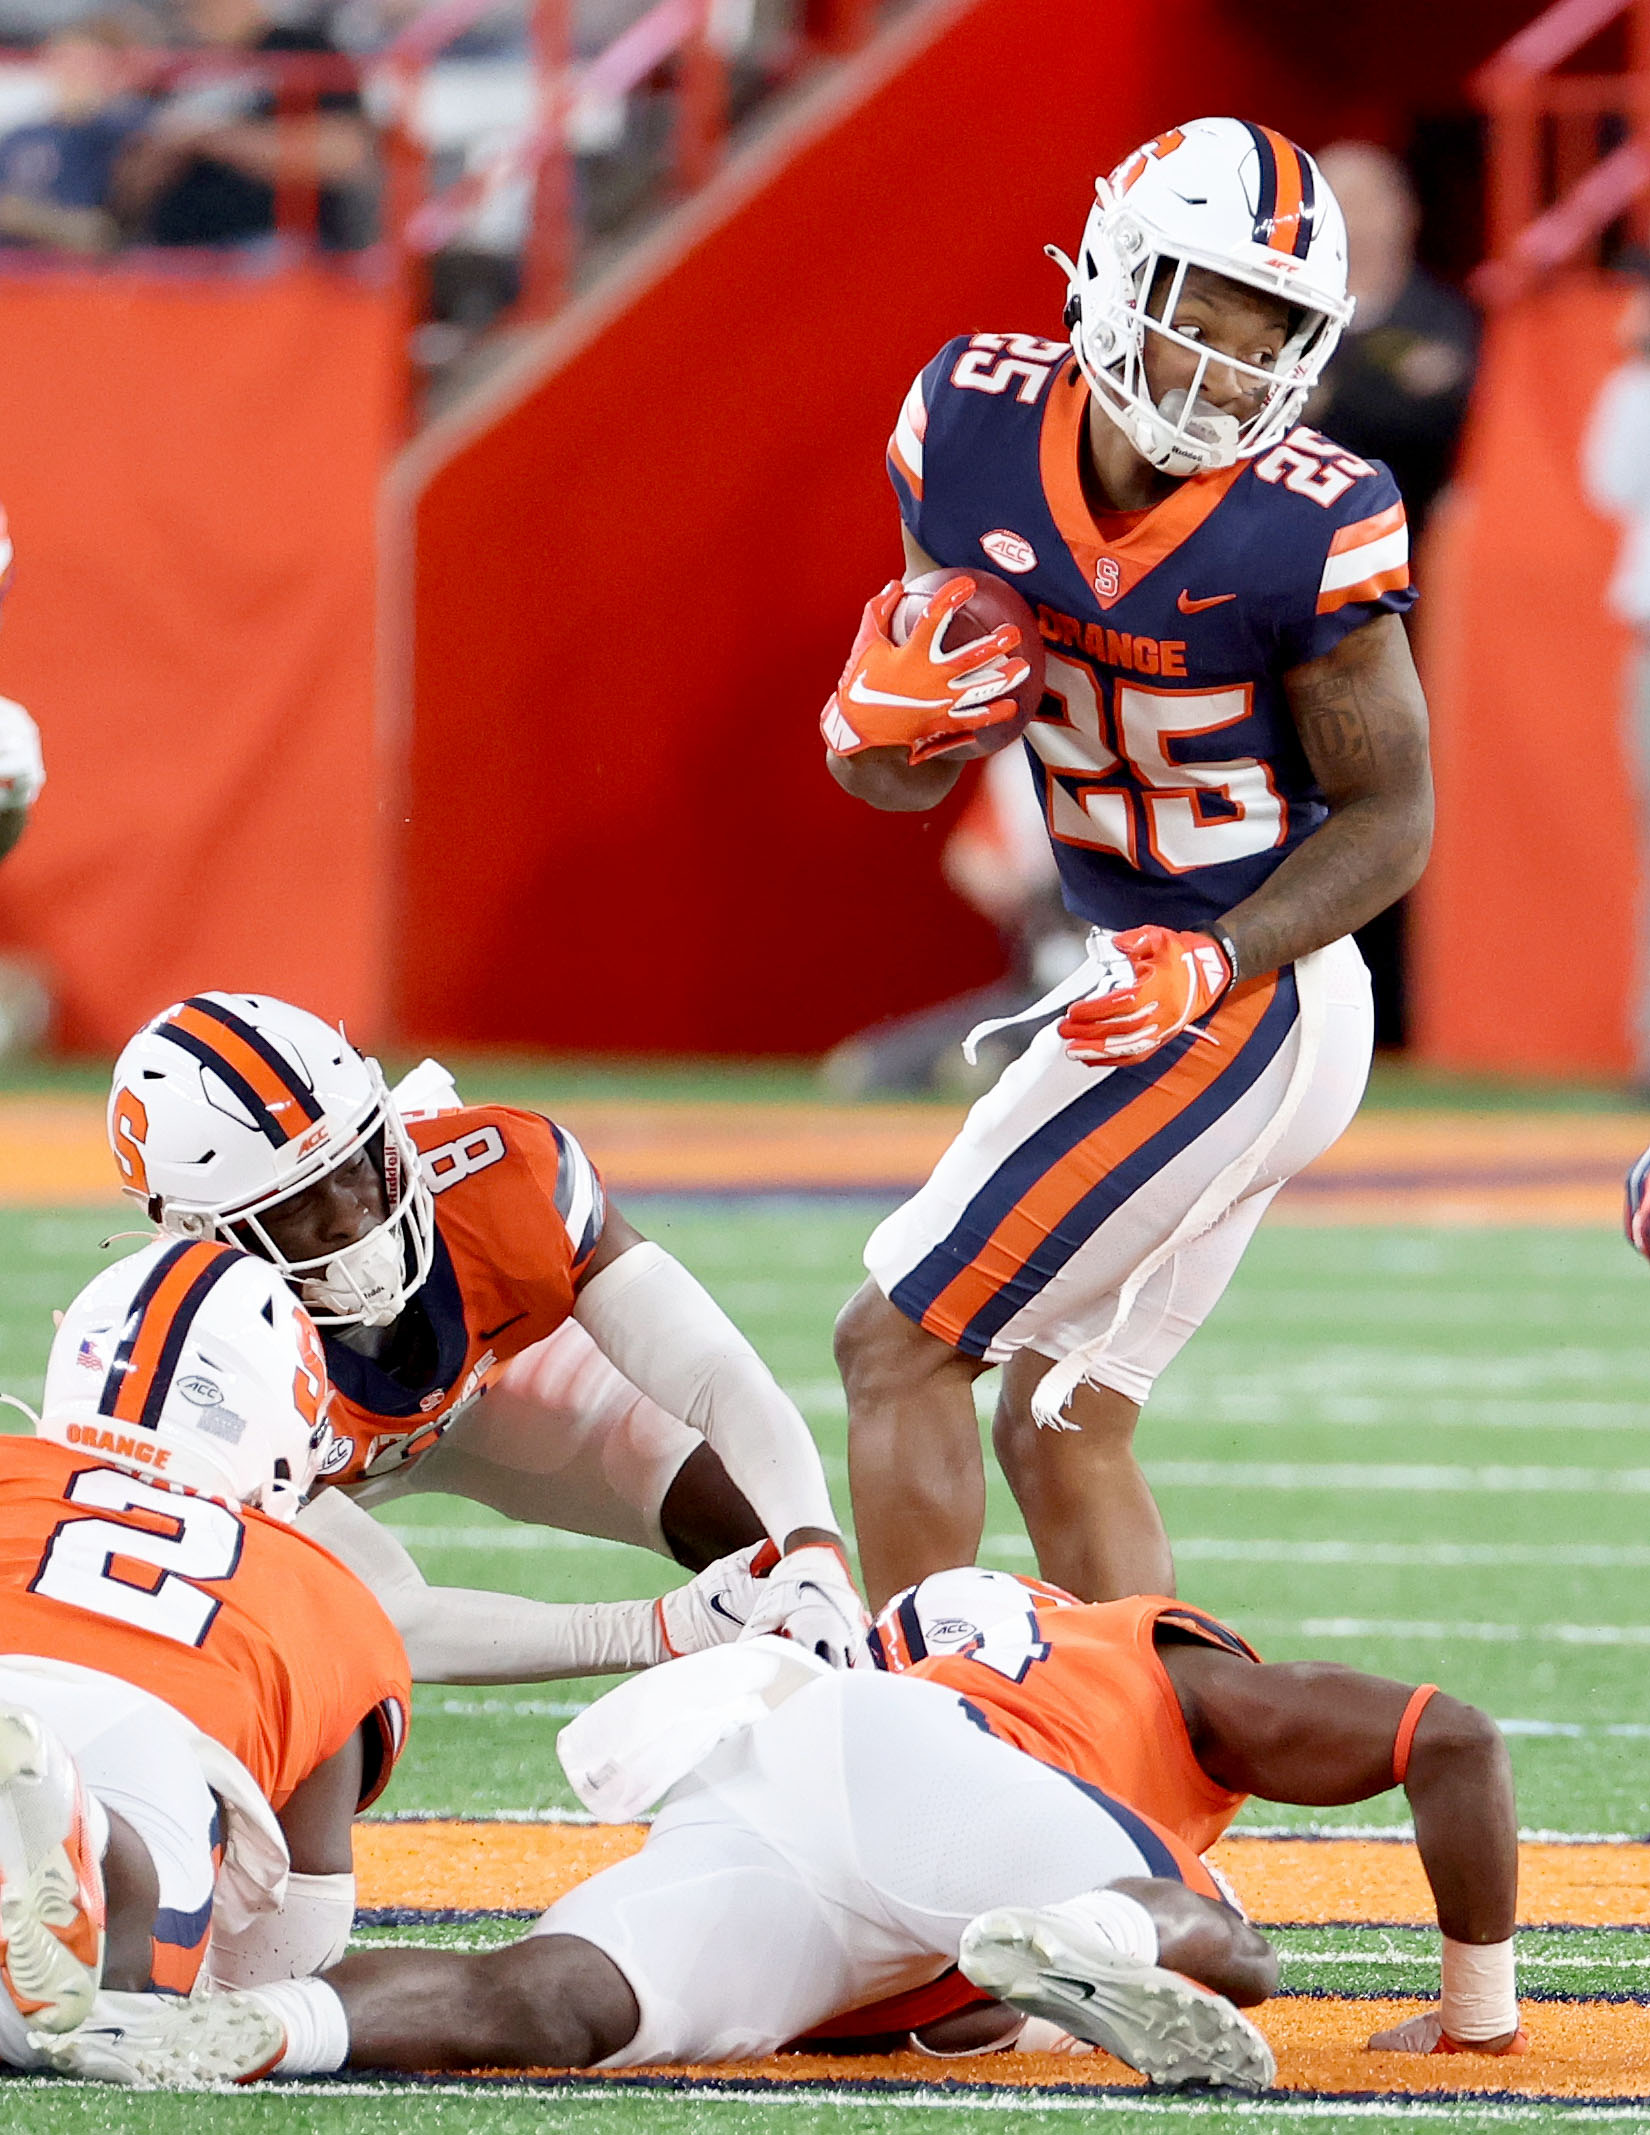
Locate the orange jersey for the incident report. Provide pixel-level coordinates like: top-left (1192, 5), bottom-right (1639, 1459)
top-left (0, 1437), bottom-right (409, 1811)
top-left (804, 1581), bottom-right (1253, 2047)
top-left (902, 1592), bottom-right (1254, 1854)
top-left (323, 1104), bottom-right (604, 1487)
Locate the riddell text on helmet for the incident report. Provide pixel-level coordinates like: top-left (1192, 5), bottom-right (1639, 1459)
top-left (62, 1422), bottom-right (172, 1469)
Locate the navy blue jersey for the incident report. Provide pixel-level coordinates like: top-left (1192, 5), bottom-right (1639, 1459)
top-left (887, 334), bottom-right (1417, 932)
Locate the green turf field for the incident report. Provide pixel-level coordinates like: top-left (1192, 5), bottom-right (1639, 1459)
top-left (1, 1197), bottom-right (1647, 2129)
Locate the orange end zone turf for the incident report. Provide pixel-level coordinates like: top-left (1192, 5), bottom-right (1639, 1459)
top-left (353, 1823), bottom-right (1650, 2101)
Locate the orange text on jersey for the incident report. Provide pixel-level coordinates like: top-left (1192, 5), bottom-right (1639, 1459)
top-left (1037, 605), bottom-right (1189, 678)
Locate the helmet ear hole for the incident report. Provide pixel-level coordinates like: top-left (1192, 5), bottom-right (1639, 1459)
top-left (1063, 293), bottom-right (1081, 331)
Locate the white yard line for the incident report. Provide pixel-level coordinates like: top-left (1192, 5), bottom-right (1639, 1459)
top-left (984, 1536), bottom-right (1650, 1567)
top-left (1143, 1463), bottom-right (1650, 1492)
top-left (1254, 1617), bottom-right (1650, 1646)
top-left (56, 2077), bottom-right (1649, 2120)
top-left (1287, 1950), bottom-right (1650, 1969)
top-left (415, 1696), bottom-right (591, 1718)
top-left (385, 1525), bottom-right (630, 1551)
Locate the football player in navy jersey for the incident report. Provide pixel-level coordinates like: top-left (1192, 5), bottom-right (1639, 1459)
top-left (824, 119), bottom-right (1434, 1608)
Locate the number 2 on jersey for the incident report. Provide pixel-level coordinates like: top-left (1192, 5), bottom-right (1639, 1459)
top-left (30, 1468), bottom-right (243, 1648)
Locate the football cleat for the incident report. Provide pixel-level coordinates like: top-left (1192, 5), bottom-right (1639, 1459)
top-left (33, 1987), bottom-right (287, 2087)
top-left (959, 1900), bottom-right (1275, 2091)
top-left (0, 1705), bottom-right (107, 2034)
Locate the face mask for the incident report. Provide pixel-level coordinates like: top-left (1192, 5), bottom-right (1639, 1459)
top-left (1152, 386), bottom-right (1240, 464)
top-left (300, 1225), bottom-right (405, 1329)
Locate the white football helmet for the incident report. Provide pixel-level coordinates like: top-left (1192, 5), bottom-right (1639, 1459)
top-left (1047, 117), bottom-right (1353, 478)
top-left (39, 1239), bottom-right (334, 1520)
top-left (108, 992), bottom-right (434, 1330)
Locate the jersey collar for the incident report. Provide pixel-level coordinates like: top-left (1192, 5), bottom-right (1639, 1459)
top-left (1039, 363), bottom-right (1245, 612)
top-left (321, 1225), bottom-right (469, 1419)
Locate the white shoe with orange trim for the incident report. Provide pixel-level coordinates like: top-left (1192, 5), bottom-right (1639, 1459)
top-left (959, 1902), bottom-right (1275, 2091)
top-left (0, 1705), bottom-right (106, 2034)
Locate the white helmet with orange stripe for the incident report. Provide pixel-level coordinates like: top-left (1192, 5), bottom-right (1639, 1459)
top-left (107, 992), bottom-right (434, 1331)
top-left (39, 1239), bottom-right (334, 1520)
top-left (1048, 116), bottom-right (1352, 479)
top-left (868, 1566), bottom-right (1081, 1671)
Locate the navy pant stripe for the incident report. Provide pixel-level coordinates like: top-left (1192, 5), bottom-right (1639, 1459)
top-left (1053, 1766), bottom-right (1185, 1883)
top-left (954, 970), bottom-right (1299, 1352)
top-left (888, 1024), bottom-right (1203, 1331)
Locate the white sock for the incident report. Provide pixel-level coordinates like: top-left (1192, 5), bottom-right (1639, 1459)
top-left (247, 1977), bottom-right (351, 2074)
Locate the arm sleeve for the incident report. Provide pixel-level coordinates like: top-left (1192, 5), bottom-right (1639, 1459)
top-left (573, 1239), bottom-right (840, 1545)
top-left (297, 1486), bottom-right (665, 1684)
top-left (1276, 460), bottom-right (1417, 669)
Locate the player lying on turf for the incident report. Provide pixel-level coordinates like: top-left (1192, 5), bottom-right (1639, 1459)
top-left (822, 118), bottom-right (1434, 1608)
top-left (0, 1239), bottom-right (809, 2076)
top-left (102, 1569), bottom-right (1523, 2089)
top-left (107, 992), bottom-right (866, 1674)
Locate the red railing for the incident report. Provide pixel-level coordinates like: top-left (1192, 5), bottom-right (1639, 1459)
top-left (1473, 0), bottom-right (1650, 302)
top-left (394, 0), bottom-right (879, 322)
top-left (0, 0), bottom-right (880, 326)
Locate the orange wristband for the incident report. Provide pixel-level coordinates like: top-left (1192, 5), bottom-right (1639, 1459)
top-left (1392, 1683), bottom-right (1441, 1784)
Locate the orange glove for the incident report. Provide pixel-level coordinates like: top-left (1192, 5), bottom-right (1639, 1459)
top-left (820, 576), bottom-right (1031, 765)
top-left (1058, 925), bottom-right (1234, 1065)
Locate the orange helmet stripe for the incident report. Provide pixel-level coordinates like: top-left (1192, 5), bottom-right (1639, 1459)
top-left (1260, 126), bottom-right (1306, 255)
top-left (162, 1001), bottom-right (322, 1145)
top-left (1240, 120), bottom-right (1316, 259)
top-left (99, 1240), bottom-right (241, 1429)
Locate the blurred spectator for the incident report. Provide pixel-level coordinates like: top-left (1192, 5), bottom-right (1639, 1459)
top-left (0, 692), bottom-right (50, 1055)
top-left (1310, 140), bottom-right (1480, 1052)
top-left (117, 0), bottom-right (373, 249)
top-left (0, 695), bottom-right (42, 867)
top-left (1583, 266), bottom-right (1650, 1091)
top-left (0, 21), bottom-right (143, 256)
top-left (1312, 141), bottom-right (1480, 542)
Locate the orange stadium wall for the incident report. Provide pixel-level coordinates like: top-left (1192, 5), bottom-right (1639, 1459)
top-left (0, 273), bottom-right (401, 1053)
top-left (1412, 273), bottom-right (1640, 1080)
top-left (391, 0), bottom-right (1379, 1053)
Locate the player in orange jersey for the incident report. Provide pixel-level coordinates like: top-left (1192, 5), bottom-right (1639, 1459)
top-left (0, 1234), bottom-right (402, 2072)
top-left (107, 992), bottom-right (866, 1676)
top-left (130, 1570), bottom-right (1521, 2089)
top-left (823, 120), bottom-right (1434, 1608)
top-left (16, 1236), bottom-right (788, 2087)
top-left (848, 1567), bottom-right (1522, 2061)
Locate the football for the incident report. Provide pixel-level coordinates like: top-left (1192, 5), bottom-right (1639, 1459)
top-left (890, 567), bottom-right (1048, 759)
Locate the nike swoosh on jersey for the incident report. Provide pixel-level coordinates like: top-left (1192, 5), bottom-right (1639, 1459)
top-left (479, 1311), bottom-right (527, 1342)
top-left (1177, 589), bottom-right (1237, 613)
